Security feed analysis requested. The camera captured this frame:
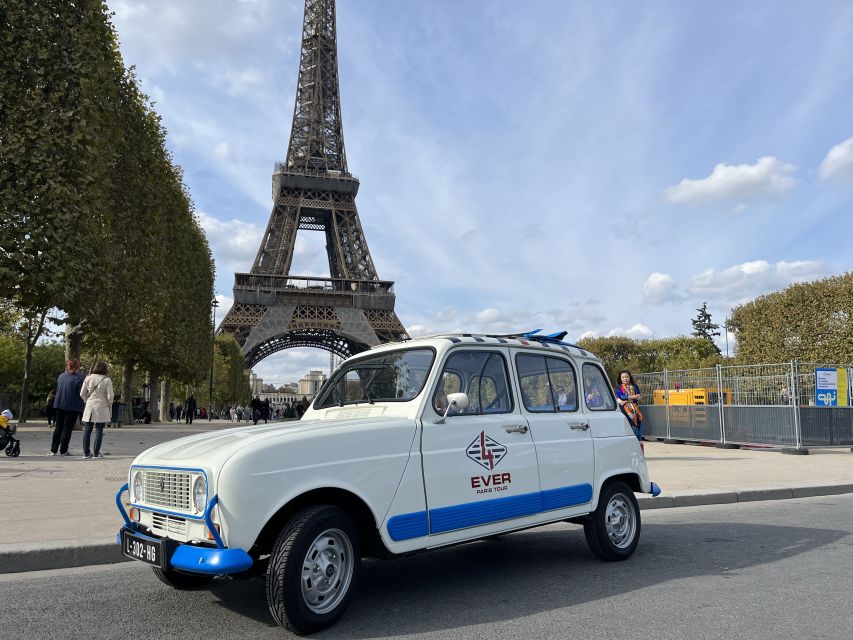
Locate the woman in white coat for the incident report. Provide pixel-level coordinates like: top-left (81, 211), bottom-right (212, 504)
top-left (79, 361), bottom-right (115, 459)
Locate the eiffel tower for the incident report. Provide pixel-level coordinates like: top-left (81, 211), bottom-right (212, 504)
top-left (219, 0), bottom-right (408, 368)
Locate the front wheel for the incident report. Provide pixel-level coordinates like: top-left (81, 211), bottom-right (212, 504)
top-left (583, 480), bottom-right (640, 561)
top-left (266, 505), bottom-right (361, 635)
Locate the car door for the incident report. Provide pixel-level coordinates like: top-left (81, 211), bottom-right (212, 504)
top-left (421, 348), bottom-right (540, 542)
top-left (515, 352), bottom-right (594, 515)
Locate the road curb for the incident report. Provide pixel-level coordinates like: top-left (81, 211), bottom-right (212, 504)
top-left (4, 484), bottom-right (853, 574)
top-left (0, 540), bottom-right (130, 575)
top-left (638, 484), bottom-right (853, 511)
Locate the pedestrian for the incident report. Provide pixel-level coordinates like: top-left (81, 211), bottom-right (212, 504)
top-left (262, 398), bottom-right (271, 424)
top-left (250, 395), bottom-right (262, 424)
top-left (175, 403), bottom-right (183, 421)
top-left (185, 393), bottom-right (197, 424)
top-left (80, 361), bottom-right (114, 459)
top-left (169, 401), bottom-right (175, 421)
top-left (615, 370), bottom-right (644, 440)
top-left (50, 359), bottom-right (85, 456)
top-left (45, 389), bottom-right (56, 427)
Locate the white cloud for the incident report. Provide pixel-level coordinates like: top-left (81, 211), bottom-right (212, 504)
top-left (642, 272), bottom-right (683, 304)
top-left (818, 137), bottom-right (853, 184)
top-left (197, 211), bottom-right (262, 275)
top-left (664, 156), bottom-right (798, 206)
top-left (689, 259), bottom-right (827, 303)
top-left (400, 305), bottom-right (605, 342)
top-left (577, 325), bottom-right (655, 341)
top-left (608, 324), bottom-right (654, 339)
top-left (217, 66), bottom-right (267, 97)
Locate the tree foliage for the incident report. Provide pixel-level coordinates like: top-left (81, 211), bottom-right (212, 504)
top-left (0, 335), bottom-right (65, 413)
top-left (690, 301), bottom-right (721, 354)
top-left (577, 335), bottom-right (723, 382)
top-left (0, 1), bottom-right (215, 418)
top-left (729, 272), bottom-right (853, 363)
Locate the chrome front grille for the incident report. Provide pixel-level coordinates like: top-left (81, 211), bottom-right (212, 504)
top-left (151, 512), bottom-right (188, 537)
top-left (142, 470), bottom-right (191, 511)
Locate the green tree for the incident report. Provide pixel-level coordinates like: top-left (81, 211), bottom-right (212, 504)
top-left (690, 302), bottom-right (721, 354)
top-left (729, 272), bottom-right (853, 363)
top-left (577, 335), bottom-right (722, 382)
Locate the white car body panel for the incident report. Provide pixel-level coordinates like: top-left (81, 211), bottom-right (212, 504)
top-left (125, 335), bottom-right (654, 560)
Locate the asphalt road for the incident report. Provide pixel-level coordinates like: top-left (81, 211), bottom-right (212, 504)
top-left (2, 495), bottom-right (852, 640)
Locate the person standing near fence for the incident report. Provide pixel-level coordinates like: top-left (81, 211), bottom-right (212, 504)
top-left (80, 361), bottom-right (114, 459)
top-left (615, 370), bottom-right (644, 440)
top-left (49, 360), bottom-right (85, 456)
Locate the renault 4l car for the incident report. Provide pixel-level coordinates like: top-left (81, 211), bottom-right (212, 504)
top-left (116, 331), bottom-right (661, 634)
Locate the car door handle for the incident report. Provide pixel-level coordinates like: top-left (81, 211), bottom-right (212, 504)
top-left (569, 422), bottom-right (589, 431)
top-left (504, 425), bottom-right (529, 434)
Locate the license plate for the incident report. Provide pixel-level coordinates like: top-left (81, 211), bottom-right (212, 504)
top-left (122, 531), bottom-right (163, 567)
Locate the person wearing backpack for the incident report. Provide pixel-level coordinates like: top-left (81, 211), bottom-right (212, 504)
top-left (80, 361), bottom-right (115, 459)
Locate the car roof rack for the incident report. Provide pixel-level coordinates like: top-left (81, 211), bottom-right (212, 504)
top-left (487, 329), bottom-right (582, 350)
top-left (395, 329), bottom-right (592, 356)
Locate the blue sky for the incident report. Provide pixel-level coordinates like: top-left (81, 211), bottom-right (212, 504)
top-left (110, 0), bottom-right (853, 384)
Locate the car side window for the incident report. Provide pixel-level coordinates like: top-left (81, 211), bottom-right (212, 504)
top-left (516, 354), bottom-right (578, 412)
top-left (582, 363), bottom-right (616, 411)
top-left (546, 357), bottom-right (578, 412)
top-left (432, 350), bottom-right (513, 416)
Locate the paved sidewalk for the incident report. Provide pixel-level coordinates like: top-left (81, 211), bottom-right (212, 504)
top-left (1, 422), bottom-right (851, 573)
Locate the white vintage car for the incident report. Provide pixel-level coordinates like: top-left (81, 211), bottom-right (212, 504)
top-left (116, 332), bottom-right (661, 634)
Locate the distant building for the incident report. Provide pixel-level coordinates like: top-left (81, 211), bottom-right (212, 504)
top-left (260, 384), bottom-right (299, 406)
top-left (298, 370), bottom-right (327, 399)
top-left (248, 372), bottom-right (263, 396)
top-left (252, 371), bottom-right (327, 407)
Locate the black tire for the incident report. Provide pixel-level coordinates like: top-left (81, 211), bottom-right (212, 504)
top-left (583, 480), bottom-right (640, 562)
top-left (266, 505), bottom-right (361, 635)
top-left (152, 566), bottom-right (215, 589)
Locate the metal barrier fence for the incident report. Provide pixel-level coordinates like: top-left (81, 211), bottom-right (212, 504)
top-left (633, 361), bottom-right (853, 451)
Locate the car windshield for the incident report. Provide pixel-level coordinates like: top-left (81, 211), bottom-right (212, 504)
top-left (314, 348), bottom-right (436, 408)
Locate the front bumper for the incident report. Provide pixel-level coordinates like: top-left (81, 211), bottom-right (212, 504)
top-left (115, 483), bottom-right (253, 575)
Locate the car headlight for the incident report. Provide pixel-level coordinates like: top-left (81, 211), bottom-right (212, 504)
top-left (132, 471), bottom-right (144, 502)
top-left (193, 475), bottom-right (207, 513)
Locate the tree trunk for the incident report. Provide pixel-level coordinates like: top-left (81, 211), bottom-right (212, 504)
top-left (122, 361), bottom-right (133, 425)
top-left (18, 309), bottom-right (48, 424)
top-left (146, 371), bottom-right (160, 422)
top-left (159, 379), bottom-right (171, 422)
top-left (18, 337), bottom-right (34, 424)
top-left (64, 319), bottom-right (83, 361)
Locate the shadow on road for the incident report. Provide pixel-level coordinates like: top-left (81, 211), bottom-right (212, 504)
top-left (197, 520), bottom-right (847, 637)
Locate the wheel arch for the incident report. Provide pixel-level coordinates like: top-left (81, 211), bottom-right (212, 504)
top-left (603, 472), bottom-right (642, 494)
top-left (251, 487), bottom-right (387, 560)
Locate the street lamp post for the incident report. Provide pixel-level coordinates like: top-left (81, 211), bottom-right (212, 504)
top-left (209, 298), bottom-right (219, 422)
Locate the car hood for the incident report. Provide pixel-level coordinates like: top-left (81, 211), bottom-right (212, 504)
top-left (130, 416), bottom-right (415, 474)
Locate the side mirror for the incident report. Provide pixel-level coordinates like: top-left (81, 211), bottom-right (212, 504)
top-left (434, 392), bottom-right (469, 424)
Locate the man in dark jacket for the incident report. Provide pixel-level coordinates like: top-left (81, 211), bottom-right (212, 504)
top-left (50, 359), bottom-right (85, 455)
top-left (185, 393), bottom-right (197, 424)
top-left (250, 396), bottom-right (262, 425)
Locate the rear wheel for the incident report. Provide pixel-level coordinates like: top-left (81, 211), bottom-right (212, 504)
top-left (583, 480), bottom-right (640, 561)
top-left (266, 505), bottom-right (360, 635)
top-left (152, 566), bottom-right (214, 589)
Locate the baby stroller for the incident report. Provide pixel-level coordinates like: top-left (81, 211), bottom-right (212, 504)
top-left (1, 409), bottom-right (21, 457)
